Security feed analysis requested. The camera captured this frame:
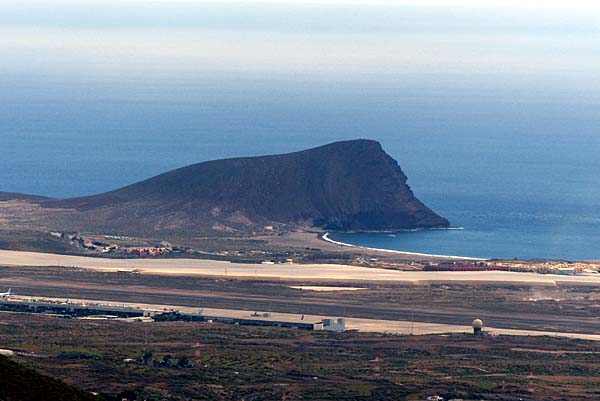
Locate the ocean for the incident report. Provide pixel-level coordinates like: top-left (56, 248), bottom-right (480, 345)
top-left (1, 1), bottom-right (600, 260)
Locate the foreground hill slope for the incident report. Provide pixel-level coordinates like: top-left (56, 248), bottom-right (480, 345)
top-left (0, 355), bottom-right (100, 401)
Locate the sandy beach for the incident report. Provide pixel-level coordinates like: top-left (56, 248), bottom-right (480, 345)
top-left (321, 232), bottom-right (485, 260)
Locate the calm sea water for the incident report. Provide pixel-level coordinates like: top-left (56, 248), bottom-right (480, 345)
top-left (2, 76), bottom-right (599, 260)
top-left (1, 2), bottom-right (600, 260)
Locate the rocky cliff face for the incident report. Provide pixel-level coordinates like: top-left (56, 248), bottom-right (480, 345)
top-left (39, 140), bottom-right (448, 234)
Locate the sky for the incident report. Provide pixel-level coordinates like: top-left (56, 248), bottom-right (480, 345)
top-left (1, 0), bottom-right (600, 87)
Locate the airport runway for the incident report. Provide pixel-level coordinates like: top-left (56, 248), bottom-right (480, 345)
top-left (5, 279), bottom-right (600, 335)
top-left (8, 294), bottom-right (600, 341)
top-left (2, 250), bottom-right (600, 336)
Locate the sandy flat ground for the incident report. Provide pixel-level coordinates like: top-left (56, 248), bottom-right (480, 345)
top-left (1, 249), bottom-right (600, 285)
top-left (288, 286), bottom-right (367, 291)
top-left (8, 295), bottom-right (600, 341)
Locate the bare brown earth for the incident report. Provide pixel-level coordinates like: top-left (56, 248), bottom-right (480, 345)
top-left (0, 199), bottom-right (451, 264)
top-left (1, 312), bottom-right (599, 401)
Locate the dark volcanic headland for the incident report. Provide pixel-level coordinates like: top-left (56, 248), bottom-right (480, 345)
top-left (0, 192), bottom-right (49, 202)
top-left (0, 140), bottom-right (448, 236)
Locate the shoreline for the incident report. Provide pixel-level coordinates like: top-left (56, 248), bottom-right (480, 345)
top-left (321, 232), bottom-right (485, 261)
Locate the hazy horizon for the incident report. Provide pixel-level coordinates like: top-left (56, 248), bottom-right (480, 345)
top-left (2, 1), bottom-right (600, 82)
top-left (2, 0), bottom-right (600, 195)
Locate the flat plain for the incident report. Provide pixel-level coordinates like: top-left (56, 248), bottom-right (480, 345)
top-left (2, 249), bottom-right (600, 400)
top-left (2, 249), bottom-right (600, 285)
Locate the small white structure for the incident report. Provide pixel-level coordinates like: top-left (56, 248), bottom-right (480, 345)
top-left (556, 267), bottom-right (576, 276)
top-left (314, 318), bottom-right (346, 332)
top-left (0, 349), bottom-right (15, 357)
top-left (473, 318), bottom-right (484, 335)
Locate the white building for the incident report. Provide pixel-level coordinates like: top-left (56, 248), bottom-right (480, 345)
top-left (314, 318), bottom-right (346, 332)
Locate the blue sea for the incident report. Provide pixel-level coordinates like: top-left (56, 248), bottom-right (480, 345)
top-left (1, 1), bottom-right (600, 260)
